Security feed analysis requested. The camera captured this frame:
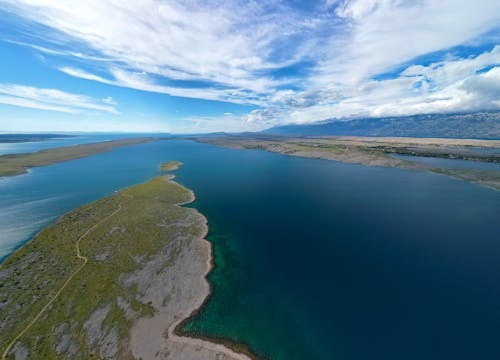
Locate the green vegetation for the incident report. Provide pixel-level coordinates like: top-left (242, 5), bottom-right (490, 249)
top-left (160, 161), bottom-right (183, 171)
top-left (0, 164), bottom-right (204, 359)
top-left (0, 138), bottom-right (156, 177)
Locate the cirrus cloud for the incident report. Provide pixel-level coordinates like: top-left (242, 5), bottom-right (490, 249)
top-left (0, 84), bottom-right (118, 114)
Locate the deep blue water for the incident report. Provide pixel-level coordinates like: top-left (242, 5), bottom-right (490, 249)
top-left (1, 140), bottom-right (499, 359)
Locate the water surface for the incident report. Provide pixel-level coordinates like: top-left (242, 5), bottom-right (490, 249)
top-left (0, 133), bottom-right (165, 155)
top-left (1, 140), bottom-right (499, 360)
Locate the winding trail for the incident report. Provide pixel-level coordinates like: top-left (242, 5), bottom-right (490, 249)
top-left (1, 205), bottom-right (122, 359)
top-left (3, 185), bottom-right (250, 359)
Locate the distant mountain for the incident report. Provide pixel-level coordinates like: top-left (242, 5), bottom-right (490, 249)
top-left (264, 112), bottom-right (500, 139)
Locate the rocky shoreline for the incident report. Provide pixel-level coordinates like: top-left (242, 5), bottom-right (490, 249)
top-left (0, 164), bottom-right (254, 359)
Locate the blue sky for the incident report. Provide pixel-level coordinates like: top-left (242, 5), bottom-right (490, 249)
top-left (0, 0), bottom-right (499, 133)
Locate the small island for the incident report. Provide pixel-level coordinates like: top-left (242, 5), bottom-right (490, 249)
top-left (0, 163), bottom-right (249, 360)
top-left (160, 160), bottom-right (183, 172)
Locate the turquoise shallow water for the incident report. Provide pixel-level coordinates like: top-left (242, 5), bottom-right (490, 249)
top-left (1, 140), bottom-right (499, 359)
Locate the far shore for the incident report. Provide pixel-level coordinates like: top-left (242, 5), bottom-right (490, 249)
top-left (0, 137), bottom-right (157, 177)
top-left (315, 135), bottom-right (500, 148)
top-left (195, 134), bottom-right (500, 190)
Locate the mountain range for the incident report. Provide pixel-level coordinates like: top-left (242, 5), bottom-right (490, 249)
top-left (264, 112), bottom-right (500, 139)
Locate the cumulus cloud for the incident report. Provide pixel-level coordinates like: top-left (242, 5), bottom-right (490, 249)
top-left (318, 0), bottom-right (500, 85)
top-left (0, 84), bottom-right (118, 114)
top-left (458, 66), bottom-right (500, 108)
top-left (260, 47), bottom-right (500, 125)
top-left (246, 106), bottom-right (285, 125)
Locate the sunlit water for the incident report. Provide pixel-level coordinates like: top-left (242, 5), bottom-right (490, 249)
top-left (1, 140), bottom-right (499, 360)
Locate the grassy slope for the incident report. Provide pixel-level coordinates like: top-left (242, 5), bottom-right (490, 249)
top-left (0, 138), bottom-right (156, 177)
top-left (0, 163), bottom-right (204, 359)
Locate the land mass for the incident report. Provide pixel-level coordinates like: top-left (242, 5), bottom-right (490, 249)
top-left (160, 161), bottom-right (182, 171)
top-left (196, 135), bottom-right (500, 190)
top-left (265, 111), bottom-right (500, 139)
top-left (0, 138), bottom-right (156, 177)
top-left (0, 162), bottom-right (250, 360)
top-left (0, 134), bottom-right (74, 143)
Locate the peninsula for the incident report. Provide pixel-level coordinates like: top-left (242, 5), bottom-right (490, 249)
top-left (196, 135), bottom-right (500, 190)
top-left (0, 162), bottom-right (249, 360)
top-left (0, 138), bottom-right (157, 177)
top-left (0, 134), bottom-right (74, 143)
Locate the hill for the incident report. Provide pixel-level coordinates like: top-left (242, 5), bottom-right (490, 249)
top-left (264, 112), bottom-right (500, 139)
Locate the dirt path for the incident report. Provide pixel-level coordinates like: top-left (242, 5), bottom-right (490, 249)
top-left (2, 205), bottom-right (122, 359)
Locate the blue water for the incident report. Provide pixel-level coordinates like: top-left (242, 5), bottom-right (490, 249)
top-left (392, 153), bottom-right (500, 171)
top-left (0, 133), bottom-right (166, 155)
top-left (1, 140), bottom-right (499, 359)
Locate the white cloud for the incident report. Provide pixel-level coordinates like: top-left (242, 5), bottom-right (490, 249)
top-left (318, 0), bottom-right (500, 86)
top-left (260, 47), bottom-right (500, 124)
top-left (2, 0), bottom-right (310, 103)
top-left (59, 66), bottom-right (266, 105)
top-left (6, 40), bottom-right (112, 62)
top-left (0, 95), bottom-right (74, 113)
top-left (2, 0), bottom-right (499, 129)
top-left (0, 84), bottom-right (118, 114)
top-left (173, 113), bottom-right (266, 134)
top-left (246, 106), bottom-right (285, 125)
top-left (102, 96), bottom-right (116, 105)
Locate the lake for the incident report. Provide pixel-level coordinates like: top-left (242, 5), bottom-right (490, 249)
top-left (1, 140), bottom-right (499, 360)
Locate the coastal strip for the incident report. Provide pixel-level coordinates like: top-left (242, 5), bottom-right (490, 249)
top-left (0, 137), bottom-right (157, 177)
top-left (0, 162), bottom-right (252, 359)
top-left (196, 135), bottom-right (500, 190)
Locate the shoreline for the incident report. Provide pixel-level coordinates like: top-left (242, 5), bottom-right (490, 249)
top-left (0, 137), bottom-right (157, 177)
top-left (166, 174), bottom-right (259, 359)
top-left (0, 170), bottom-right (259, 359)
top-left (195, 136), bottom-right (500, 191)
top-left (171, 212), bottom-right (260, 360)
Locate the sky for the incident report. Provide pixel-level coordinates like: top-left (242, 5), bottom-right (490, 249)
top-left (0, 0), bottom-right (499, 133)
